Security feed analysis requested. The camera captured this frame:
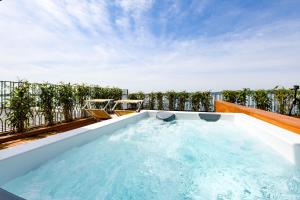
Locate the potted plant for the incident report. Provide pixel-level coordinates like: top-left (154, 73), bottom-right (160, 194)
top-left (237, 88), bottom-right (250, 106)
top-left (57, 83), bottom-right (75, 122)
top-left (252, 90), bottom-right (272, 111)
top-left (273, 87), bottom-right (293, 114)
top-left (191, 92), bottom-right (202, 111)
top-left (156, 92), bottom-right (164, 110)
top-left (165, 91), bottom-right (176, 111)
top-left (39, 83), bottom-right (56, 125)
top-left (222, 90), bottom-right (238, 103)
top-left (200, 91), bottom-right (212, 112)
top-left (76, 84), bottom-right (90, 117)
top-left (177, 91), bottom-right (189, 111)
top-left (7, 81), bottom-right (34, 132)
top-left (147, 92), bottom-right (156, 110)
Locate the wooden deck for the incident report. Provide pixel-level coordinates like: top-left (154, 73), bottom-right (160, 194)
top-left (0, 118), bottom-right (97, 150)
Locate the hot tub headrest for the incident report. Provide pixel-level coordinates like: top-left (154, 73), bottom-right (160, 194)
top-left (156, 112), bottom-right (175, 122)
top-left (198, 113), bottom-right (221, 122)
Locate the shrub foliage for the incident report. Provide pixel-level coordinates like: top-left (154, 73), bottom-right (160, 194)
top-left (200, 91), bottom-right (212, 112)
top-left (165, 91), bottom-right (176, 111)
top-left (222, 90), bottom-right (238, 103)
top-left (252, 90), bottom-right (272, 111)
top-left (273, 87), bottom-right (293, 114)
top-left (156, 92), bottom-right (164, 110)
top-left (39, 83), bottom-right (56, 125)
top-left (178, 91), bottom-right (189, 111)
top-left (6, 80), bottom-right (300, 135)
top-left (57, 83), bottom-right (75, 122)
top-left (147, 92), bottom-right (156, 110)
top-left (191, 92), bottom-right (202, 111)
top-left (7, 81), bottom-right (34, 132)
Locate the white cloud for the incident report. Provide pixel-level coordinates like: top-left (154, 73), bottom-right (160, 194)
top-left (65, 0), bottom-right (112, 34)
top-left (115, 16), bottom-right (130, 30)
top-left (33, 0), bottom-right (73, 28)
top-left (0, 0), bottom-right (299, 92)
top-left (117, 0), bottom-right (154, 13)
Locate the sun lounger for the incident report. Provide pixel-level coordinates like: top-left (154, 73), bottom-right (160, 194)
top-left (112, 100), bottom-right (143, 116)
top-left (83, 99), bottom-right (113, 120)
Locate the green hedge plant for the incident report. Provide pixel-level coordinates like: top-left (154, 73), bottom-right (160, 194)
top-left (165, 91), bottom-right (176, 111)
top-left (200, 91), bottom-right (212, 112)
top-left (222, 90), bottom-right (238, 103)
top-left (128, 92), bottom-right (145, 100)
top-left (91, 86), bottom-right (102, 99)
top-left (191, 92), bottom-right (202, 111)
top-left (76, 84), bottom-right (90, 117)
top-left (136, 92), bottom-right (145, 100)
top-left (128, 93), bottom-right (139, 110)
top-left (296, 90), bottom-right (300, 116)
top-left (156, 92), bottom-right (164, 110)
top-left (7, 81), bottom-right (34, 132)
top-left (57, 83), bottom-right (75, 122)
top-left (103, 87), bottom-right (123, 100)
top-left (39, 83), bottom-right (56, 125)
top-left (252, 90), bottom-right (272, 111)
top-left (178, 91), bottom-right (189, 111)
top-left (127, 92), bottom-right (141, 110)
top-left (92, 87), bottom-right (122, 100)
top-left (76, 84), bottom-right (90, 105)
top-left (273, 87), bottom-right (292, 114)
top-left (136, 92), bottom-right (145, 109)
top-left (236, 88), bottom-right (250, 106)
top-left (128, 93), bottom-right (138, 100)
top-left (147, 92), bottom-right (156, 110)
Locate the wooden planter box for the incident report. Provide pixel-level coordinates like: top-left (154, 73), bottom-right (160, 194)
top-left (215, 100), bottom-right (300, 134)
top-left (0, 118), bottom-right (97, 144)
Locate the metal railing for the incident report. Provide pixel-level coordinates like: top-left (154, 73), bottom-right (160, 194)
top-left (1, 80), bottom-right (298, 134)
top-left (0, 81), bottom-right (128, 134)
top-left (141, 92), bottom-right (299, 114)
top-left (141, 92), bottom-right (220, 111)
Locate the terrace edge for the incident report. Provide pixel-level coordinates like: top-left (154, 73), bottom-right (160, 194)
top-left (215, 100), bottom-right (300, 134)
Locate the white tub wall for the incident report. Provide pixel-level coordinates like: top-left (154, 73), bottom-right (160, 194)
top-left (0, 112), bottom-right (148, 185)
top-left (235, 113), bottom-right (300, 165)
top-left (293, 144), bottom-right (300, 165)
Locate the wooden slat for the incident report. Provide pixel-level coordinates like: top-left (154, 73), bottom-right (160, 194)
top-left (114, 110), bottom-right (136, 116)
top-left (0, 118), bottom-right (97, 144)
top-left (85, 109), bottom-right (111, 120)
top-left (114, 100), bottom-right (143, 104)
top-left (215, 100), bottom-right (300, 134)
top-left (85, 99), bottom-right (113, 103)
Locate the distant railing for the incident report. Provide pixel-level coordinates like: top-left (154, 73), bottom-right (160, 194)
top-left (211, 92), bottom-right (278, 112)
top-left (0, 81), bottom-right (128, 134)
top-left (140, 92), bottom-right (299, 114)
top-left (2, 80), bottom-right (298, 134)
top-left (141, 92), bottom-right (220, 111)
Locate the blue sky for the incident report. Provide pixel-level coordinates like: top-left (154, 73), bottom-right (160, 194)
top-left (0, 0), bottom-right (300, 92)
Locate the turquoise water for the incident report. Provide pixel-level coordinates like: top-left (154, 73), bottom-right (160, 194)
top-left (2, 118), bottom-right (300, 200)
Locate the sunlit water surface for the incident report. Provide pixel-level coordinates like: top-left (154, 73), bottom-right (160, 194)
top-left (2, 118), bottom-right (300, 200)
